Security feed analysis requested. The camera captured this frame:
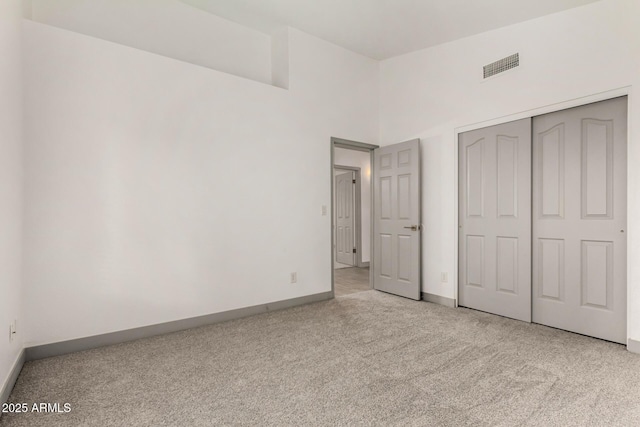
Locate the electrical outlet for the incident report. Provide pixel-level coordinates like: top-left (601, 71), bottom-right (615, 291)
top-left (290, 272), bottom-right (297, 284)
top-left (441, 272), bottom-right (448, 283)
top-left (322, 205), bottom-right (327, 216)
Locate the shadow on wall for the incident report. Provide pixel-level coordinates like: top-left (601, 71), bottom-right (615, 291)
top-left (24, 0), bottom-right (289, 87)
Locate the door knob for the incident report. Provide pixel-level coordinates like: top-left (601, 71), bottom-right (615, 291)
top-left (404, 225), bottom-right (421, 231)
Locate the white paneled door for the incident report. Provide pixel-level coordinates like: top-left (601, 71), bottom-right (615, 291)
top-left (373, 139), bottom-right (421, 300)
top-left (458, 118), bottom-right (532, 322)
top-left (532, 96), bottom-right (627, 344)
top-left (458, 97), bottom-right (627, 344)
top-left (335, 170), bottom-right (356, 266)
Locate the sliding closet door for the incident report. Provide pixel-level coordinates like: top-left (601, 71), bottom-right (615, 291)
top-left (458, 118), bottom-right (532, 322)
top-left (532, 96), bottom-right (627, 344)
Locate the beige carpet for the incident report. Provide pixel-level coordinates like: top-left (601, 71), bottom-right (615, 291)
top-left (2, 290), bottom-right (640, 426)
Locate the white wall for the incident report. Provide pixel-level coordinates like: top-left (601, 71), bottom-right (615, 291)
top-left (334, 148), bottom-right (371, 263)
top-left (20, 0), bottom-right (640, 350)
top-left (27, 0), bottom-right (273, 85)
top-left (22, 21), bottom-right (378, 346)
top-left (379, 0), bottom-right (640, 341)
top-left (0, 0), bottom-right (23, 395)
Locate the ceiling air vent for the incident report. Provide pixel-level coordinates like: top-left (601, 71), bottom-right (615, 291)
top-left (483, 53), bottom-right (519, 79)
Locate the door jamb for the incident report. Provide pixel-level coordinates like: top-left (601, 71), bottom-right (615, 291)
top-left (331, 137), bottom-right (379, 297)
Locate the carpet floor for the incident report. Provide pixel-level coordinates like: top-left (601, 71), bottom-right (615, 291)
top-left (2, 290), bottom-right (640, 426)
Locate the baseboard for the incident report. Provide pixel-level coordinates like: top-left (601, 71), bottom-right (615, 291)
top-left (1, 349), bottom-right (25, 406)
top-left (628, 338), bottom-right (640, 354)
top-left (26, 291), bottom-right (333, 361)
top-left (358, 262), bottom-right (370, 268)
top-left (421, 292), bottom-right (456, 308)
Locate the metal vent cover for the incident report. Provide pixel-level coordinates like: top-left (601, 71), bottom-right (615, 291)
top-left (483, 53), bottom-right (519, 79)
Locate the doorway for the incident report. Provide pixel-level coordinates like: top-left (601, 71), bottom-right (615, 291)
top-left (331, 137), bottom-right (422, 301)
top-left (332, 139), bottom-right (375, 297)
top-left (458, 96), bottom-right (628, 344)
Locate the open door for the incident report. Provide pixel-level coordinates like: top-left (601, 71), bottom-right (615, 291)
top-left (373, 139), bottom-right (421, 300)
top-left (335, 170), bottom-right (356, 266)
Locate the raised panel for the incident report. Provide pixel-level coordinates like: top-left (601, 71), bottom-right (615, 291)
top-left (538, 238), bottom-right (564, 301)
top-left (380, 234), bottom-right (392, 278)
top-left (345, 181), bottom-right (352, 219)
top-left (581, 241), bottom-right (613, 309)
top-left (337, 226), bottom-right (343, 252)
top-left (398, 149), bottom-right (411, 167)
top-left (398, 174), bottom-right (411, 220)
top-left (497, 135), bottom-right (518, 218)
top-left (345, 226), bottom-right (352, 253)
top-left (344, 227), bottom-right (349, 253)
top-left (341, 179), bottom-right (347, 219)
top-left (337, 181), bottom-right (343, 218)
top-left (466, 138), bottom-right (484, 217)
top-left (380, 177), bottom-right (392, 220)
top-left (582, 119), bottom-right (613, 219)
top-left (497, 237), bottom-right (518, 294)
top-left (538, 124), bottom-right (565, 218)
top-left (397, 235), bottom-right (411, 282)
top-left (466, 235), bottom-right (484, 287)
top-left (380, 153), bottom-right (392, 170)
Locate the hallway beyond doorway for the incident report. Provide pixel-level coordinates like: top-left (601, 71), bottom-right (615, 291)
top-left (335, 267), bottom-right (370, 296)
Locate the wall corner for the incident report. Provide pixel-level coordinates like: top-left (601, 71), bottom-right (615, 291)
top-left (271, 27), bottom-right (289, 89)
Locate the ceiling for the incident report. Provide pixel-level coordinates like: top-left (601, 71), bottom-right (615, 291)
top-left (180, 0), bottom-right (601, 60)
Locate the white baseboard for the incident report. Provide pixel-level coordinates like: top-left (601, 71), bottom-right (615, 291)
top-left (1, 349), bottom-right (25, 406)
top-left (421, 292), bottom-right (456, 308)
top-left (25, 291), bottom-right (333, 361)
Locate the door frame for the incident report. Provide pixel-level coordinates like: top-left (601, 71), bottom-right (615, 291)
top-left (331, 137), bottom-right (379, 297)
top-left (334, 165), bottom-right (363, 268)
top-left (453, 86), bottom-right (632, 336)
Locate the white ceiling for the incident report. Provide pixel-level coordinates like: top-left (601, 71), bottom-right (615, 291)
top-left (180, 0), bottom-right (601, 60)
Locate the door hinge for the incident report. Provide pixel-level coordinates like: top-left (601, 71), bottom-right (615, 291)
top-left (352, 179), bottom-right (356, 184)
top-left (353, 248), bottom-right (357, 253)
